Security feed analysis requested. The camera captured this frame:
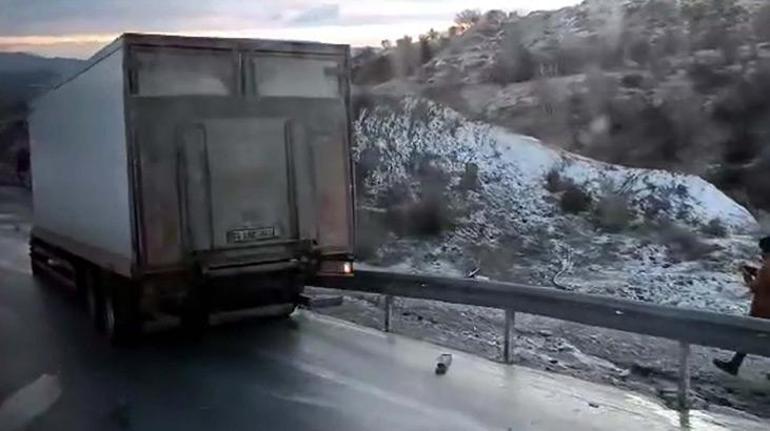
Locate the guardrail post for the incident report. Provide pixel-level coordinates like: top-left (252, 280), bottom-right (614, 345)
top-left (678, 341), bottom-right (691, 410)
top-left (503, 310), bottom-right (515, 364)
top-left (384, 294), bottom-right (393, 332)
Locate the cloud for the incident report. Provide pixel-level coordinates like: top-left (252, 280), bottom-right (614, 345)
top-left (0, 0), bottom-right (280, 36)
top-left (0, 0), bottom-right (581, 58)
top-left (290, 4), bottom-right (341, 25)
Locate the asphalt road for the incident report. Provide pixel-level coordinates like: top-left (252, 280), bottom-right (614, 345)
top-left (1, 187), bottom-right (768, 431)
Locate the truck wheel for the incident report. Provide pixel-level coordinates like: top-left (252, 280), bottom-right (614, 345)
top-left (181, 291), bottom-right (209, 338)
top-left (30, 259), bottom-right (42, 278)
top-left (104, 295), bottom-right (118, 338)
top-left (103, 286), bottom-right (140, 344)
top-left (86, 281), bottom-right (102, 329)
top-left (81, 266), bottom-right (104, 330)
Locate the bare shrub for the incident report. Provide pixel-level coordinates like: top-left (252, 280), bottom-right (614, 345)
top-left (754, 4), bottom-right (770, 42)
top-left (701, 218), bottom-right (729, 238)
top-left (560, 184), bottom-right (592, 214)
top-left (594, 191), bottom-right (634, 232)
top-left (352, 54), bottom-right (394, 85)
top-left (659, 222), bottom-right (718, 262)
top-left (458, 162), bottom-right (480, 191)
top-left (393, 36), bottom-right (419, 78)
top-left (621, 73), bottom-right (645, 89)
top-left (386, 198), bottom-right (454, 237)
top-left (418, 35), bottom-right (434, 64)
top-left (687, 63), bottom-right (735, 93)
top-left (628, 37), bottom-right (652, 65)
top-left (641, 196), bottom-right (672, 221)
top-left (356, 208), bottom-right (389, 260)
top-left (490, 22), bottom-right (537, 84)
top-left (351, 89), bottom-right (376, 119)
top-left (411, 198), bottom-right (454, 236)
top-left (544, 168), bottom-right (566, 193)
top-left (488, 51), bottom-right (536, 85)
top-left (377, 182), bottom-right (412, 208)
top-left (455, 9), bottom-right (481, 29)
top-left (354, 146), bottom-right (380, 196)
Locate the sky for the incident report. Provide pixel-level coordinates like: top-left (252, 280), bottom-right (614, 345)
top-left (0, 0), bottom-right (579, 58)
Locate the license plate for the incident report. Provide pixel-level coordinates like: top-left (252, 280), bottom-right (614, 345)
top-left (227, 227), bottom-right (276, 243)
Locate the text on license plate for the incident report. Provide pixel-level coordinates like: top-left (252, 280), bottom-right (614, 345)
top-left (227, 227), bottom-right (276, 243)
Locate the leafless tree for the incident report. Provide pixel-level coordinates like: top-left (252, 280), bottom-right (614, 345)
top-left (455, 9), bottom-right (481, 29)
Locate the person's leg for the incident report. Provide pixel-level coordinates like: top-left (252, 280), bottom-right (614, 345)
top-left (713, 352), bottom-right (746, 375)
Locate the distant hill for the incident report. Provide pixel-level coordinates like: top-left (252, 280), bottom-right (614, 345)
top-left (0, 52), bottom-right (83, 113)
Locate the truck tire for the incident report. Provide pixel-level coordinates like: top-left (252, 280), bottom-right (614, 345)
top-left (76, 263), bottom-right (104, 331)
top-left (86, 285), bottom-right (100, 327)
top-left (180, 285), bottom-right (209, 338)
top-left (102, 281), bottom-right (141, 344)
top-left (30, 258), bottom-right (43, 278)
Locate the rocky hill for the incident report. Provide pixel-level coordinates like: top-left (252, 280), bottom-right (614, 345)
top-left (354, 0), bottom-right (770, 216)
top-left (348, 0), bottom-right (770, 322)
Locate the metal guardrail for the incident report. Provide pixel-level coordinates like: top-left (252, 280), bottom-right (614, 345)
top-left (311, 269), bottom-right (770, 410)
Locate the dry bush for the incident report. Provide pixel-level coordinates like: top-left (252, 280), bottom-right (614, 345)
top-left (560, 184), bottom-right (592, 214)
top-left (386, 198), bottom-right (454, 237)
top-left (754, 4), bottom-right (770, 42)
top-left (352, 55), bottom-right (394, 85)
top-left (621, 73), bottom-right (645, 88)
top-left (356, 208), bottom-right (389, 260)
top-left (701, 218), bottom-right (729, 238)
top-left (659, 222), bottom-right (718, 262)
top-left (544, 168), bottom-right (567, 193)
top-left (594, 191), bottom-right (634, 232)
top-left (455, 9), bottom-right (481, 28)
top-left (458, 162), bottom-right (480, 191)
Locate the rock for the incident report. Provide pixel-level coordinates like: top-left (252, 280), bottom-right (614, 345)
top-left (538, 329), bottom-right (553, 338)
top-left (630, 364), bottom-right (655, 378)
top-left (588, 402), bottom-right (600, 408)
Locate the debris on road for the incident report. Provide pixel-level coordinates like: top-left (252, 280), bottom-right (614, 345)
top-left (435, 353), bottom-right (453, 375)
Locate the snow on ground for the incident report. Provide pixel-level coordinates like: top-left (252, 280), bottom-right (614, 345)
top-left (356, 97), bottom-right (757, 233)
top-left (354, 97), bottom-right (761, 315)
top-left (343, 96), bottom-right (770, 417)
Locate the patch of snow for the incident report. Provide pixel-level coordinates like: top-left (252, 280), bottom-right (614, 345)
top-left (354, 98), bottom-right (760, 316)
top-left (356, 97), bottom-right (757, 233)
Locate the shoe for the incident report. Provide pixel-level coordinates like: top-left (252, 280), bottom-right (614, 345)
top-left (713, 359), bottom-right (739, 376)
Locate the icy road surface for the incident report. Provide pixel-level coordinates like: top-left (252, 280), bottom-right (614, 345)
top-left (0, 187), bottom-right (767, 430)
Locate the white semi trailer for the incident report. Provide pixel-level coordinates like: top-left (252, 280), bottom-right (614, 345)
top-left (28, 33), bottom-right (355, 341)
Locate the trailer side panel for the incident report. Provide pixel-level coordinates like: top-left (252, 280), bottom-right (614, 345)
top-left (29, 48), bottom-right (134, 275)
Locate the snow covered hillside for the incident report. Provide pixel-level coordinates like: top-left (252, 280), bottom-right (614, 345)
top-left (356, 97), bottom-right (756, 231)
top-left (354, 97), bottom-right (760, 315)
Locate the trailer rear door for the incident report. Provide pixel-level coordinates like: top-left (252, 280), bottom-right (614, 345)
top-left (179, 118), bottom-right (297, 253)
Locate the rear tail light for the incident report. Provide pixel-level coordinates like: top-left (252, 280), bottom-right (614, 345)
top-left (342, 262), bottom-right (353, 275)
top-left (319, 260), bottom-right (354, 275)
